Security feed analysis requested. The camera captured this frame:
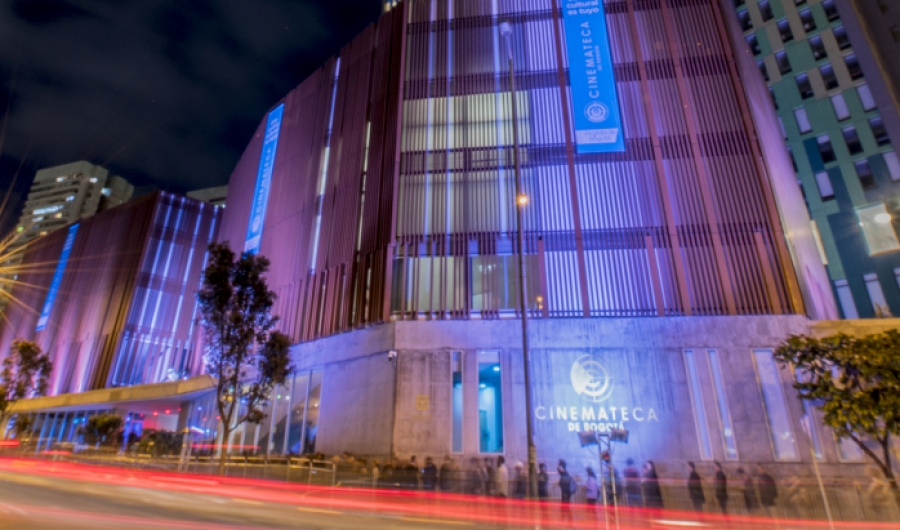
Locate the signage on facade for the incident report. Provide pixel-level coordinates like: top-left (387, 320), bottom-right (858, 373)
top-left (36, 223), bottom-right (79, 331)
top-left (561, 1), bottom-right (626, 153)
top-left (244, 103), bottom-right (285, 254)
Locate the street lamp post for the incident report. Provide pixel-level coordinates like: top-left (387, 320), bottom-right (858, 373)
top-left (500, 21), bottom-right (539, 500)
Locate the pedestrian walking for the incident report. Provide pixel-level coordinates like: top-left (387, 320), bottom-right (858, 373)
top-left (623, 458), bottom-right (642, 507)
top-left (714, 461), bottom-right (728, 514)
top-left (736, 468), bottom-right (758, 512)
top-left (423, 457), bottom-right (438, 491)
top-left (484, 457), bottom-right (495, 496)
top-left (585, 466), bottom-right (599, 505)
top-left (537, 463), bottom-right (549, 500)
top-left (496, 456), bottom-right (509, 498)
top-left (558, 459), bottom-right (575, 503)
top-left (440, 456), bottom-right (456, 492)
top-left (642, 460), bottom-right (663, 508)
top-left (687, 461), bottom-right (705, 512)
top-left (468, 457), bottom-right (484, 495)
top-left (513, 462), bottom-right (527, 499)
top-left (755, 465), bottom-right (778, 516)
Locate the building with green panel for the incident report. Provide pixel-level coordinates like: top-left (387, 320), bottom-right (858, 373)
top-left (732, 0), bottom-right (900, 318)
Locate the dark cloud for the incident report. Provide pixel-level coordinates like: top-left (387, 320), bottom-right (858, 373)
top-left (0, 0), bottom-right (381, 223)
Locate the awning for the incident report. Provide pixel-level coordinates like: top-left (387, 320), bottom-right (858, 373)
top-left (10, 375), bottom-right (217, 414)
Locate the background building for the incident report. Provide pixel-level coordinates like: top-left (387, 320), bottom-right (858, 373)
top-left (731, 0), bottom-right (900, 318)
top-left (186, 185), bottom-right (228, 207)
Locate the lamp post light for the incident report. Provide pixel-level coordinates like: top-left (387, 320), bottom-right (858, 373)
top-left (500, 20), bottom-right (539, 500)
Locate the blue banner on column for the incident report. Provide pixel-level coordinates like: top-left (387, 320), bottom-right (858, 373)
top-left (244, 103), bottom-right (285, 254)
top-left (36, 223), bottom-right (79, 331)
top-left (561, 1), bottom-right (625, 153)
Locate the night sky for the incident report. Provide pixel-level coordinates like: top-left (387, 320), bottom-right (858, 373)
top-left (0, 0), bottom-right (382, 233)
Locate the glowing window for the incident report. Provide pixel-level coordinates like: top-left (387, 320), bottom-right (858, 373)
top-left (452, 351), bottom-right (463, 453)
top-left (477, 351), bottom-right (503, 454)
top-left (857, 203), bottom-right (899, 255)
top-left (753, 349), bottom-right (799, 460)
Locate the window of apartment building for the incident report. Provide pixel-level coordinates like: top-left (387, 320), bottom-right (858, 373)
top-left (778, 19), bottom-right (794, 43)
top-left (837, 436), bottom-right (865, 462)
top-left (796, 73), bottom-right (813, 99)
top-left (799, 8), bottom-right (816, 32)
top-left (834, 26), bottom-right (851, 50)
top-left (753, 349), bottom-right (799, 461)
top-left (776, 51), bottom-right (792, 74)
top-left (845, 54), bottom-right (863, 80)
top-left (811, 220), bottom-right (829, 264)
top-left (809, 35), bottom-right (827, 61)
top-left (684, 350), bottom-right (714, 460)
top-left (831, 93), bottom-right (850, 120)
top-left (814, 171), bottom-right (835, 199)
top-left (779, 117), bottom-right (788, 138)
top-left (477, 351), bottom-right (503, 454)
top-left (793, 0), bottom-right (806, 6)
top-left (858, 203), bottom-right (899, 254)
top-left (834, 279), bottom-right (859, 318)
top-left (707, 350), bottom-right (739, 460)
top-left (788, 146), bottom-right (798, 171)
top-left (843, 125), bottom-right (863, 155)
top-left (870, 116), bottom-right (890, 146)
top-left (817, 134), bottom-right (837, 163)
top-left (759, 60), bottom-right (770, 82)
top-left (794, 108), bottom-right (812, 133)
top-left (769, 87), bottom-right (779, 109)
top-left (864, 272), bottom-right (893, 316)
top-left (823, 0), bottom-right (839, 22)
top-left (856, 159), bottom-right (877, 189)
top-left (452, 351), bottom-right (463, 453)
top-left (858, 84), bottom-right (877, 111)
top-left (885, 151), bottom-right (900, 180)
top-left (820, 64), bottom-right (839, 90)
top-left (759, 1), bottom-right (773, 21)
top-left (739, 9), bottom-right (753, 31)
top-left (747, 34), bottom-right (761, 55)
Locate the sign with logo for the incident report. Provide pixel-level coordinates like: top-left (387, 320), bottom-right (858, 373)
top-left (36, 223), bottom-right (79, 331)
top-left (561, 0), bottom-right (626, 153)
top-left (244, 103), bottom-right (285, 254)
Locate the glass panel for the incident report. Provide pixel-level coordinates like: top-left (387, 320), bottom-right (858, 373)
top-left (452, 351), bottom-right (463, 453)
top-left (815, 172), bottom-right (834, 198)
top-left (799, 9), bottom-right (816, 31)
top-left (845, 54), bottom-right (862, 80)
top-left (820, 64), bottom-right (839, 90)
top-left (835, 279), bottom-right (860, 319)
top-left (831, 94), bottom-right (850, 120)
top-left (884, 151), bottom-right (900, 180)
top-left (287, 372), bottom-right (310, 455)
top-left (858, 84), bottom-right (877, 111)
top-left (684, 350), bottom-right (713, 460)
top-left (837, 436), bottom-right (864, 461)
top-left (758, 1), bottom-right (773, 21)
top-left (823, 0), bottom-right (839, 21)
top-left (739, 9), bottom-right (752, 31)
top-left (270, 384), bottom-right (291, 454)
top-left (858, 204), bottom-right (899, 254)
top-left (776, 51), bottom-right (791, 74)
top-left (303, 369), bottom-right (323, 455)
top-left (809, 36), bottom-right (827, 61)
top-left (834, 26), bottom-right (850, 49)
top-left (708, 350), bottom-right (738, 460)
top-left (477, 351), bottom-right (503, 454)
top-left (864, 272), bottom-right (892, 316)
top-left (843, 126), bottom-right (863, 155)
top-left (796, 74), bottom-right (813, 99)
top-left (811, 220), bottom-right (829, 264)
top-left (753, 349), bottom-right (799, 460)
top-left (817, 135), bottom-right (836, 163)
top-left (856, 160), bottom-right (876, 189)
top-left (778, 19), bottom-right (794, 43)
top-left (747, 34), bottom-right (760, 54)
top-left (870, 117), bottom-right (890, 146)
top-left (801, 402), bottom-right (825, 459)
top-left (794, 108), bottom-right (811, 132)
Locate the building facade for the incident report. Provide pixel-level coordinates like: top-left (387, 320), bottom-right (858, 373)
top-left (732, 0), bottom-right (900, 319)
top-left (187, 185), bottom-right (229, 207)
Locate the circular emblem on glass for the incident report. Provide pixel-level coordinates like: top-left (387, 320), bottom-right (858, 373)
top-left (585, 102), bottom-right (610, 124)
top-left (570, 355), bottom-right (613, 402)
top-left (251, 215), bottom-right (262, 233)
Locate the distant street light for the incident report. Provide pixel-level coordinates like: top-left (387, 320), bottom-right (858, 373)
top-left (500, 20), bottom-right (539, 500)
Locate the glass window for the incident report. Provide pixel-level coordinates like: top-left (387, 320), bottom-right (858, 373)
top-left (894, 267), bottom-right (900, 291)
top-left (794, 0), bottom-right (806, 5)
top-left (303, 369), bottom-right (323, 455)
top-left (478, 351), bottom-right (503, 453)
top-left (820, 64), bottom-right (839, 90)
top-left (739, 9), bottom-right (753, 31)
top-left (796, 73), bottom-right (813, 99)
top-left (857, 203), bottom-right (899, 254)
top-left (864, 272), bottom-right (892, 317)
top-left (858, 84), bottom-right (877, 111)
top-left (817, 135), bottom-right (837, 163)
top-left (769, 87), bottom-right (778, 109)
top-left (835, 279), bottom-right (859, 318)
top-left (759, 1), bottom-right (773, 21)
top-left (708, 350), bottom-right (738, 460)
top-left (837, 436), bottom-right (865, 461)
top-left (753, 349), bottom-right (799, 461)
top-left (811, 220), bottom-right (829, 264)
top-left (798, 393), bottom-right (824, 459)
top-left (843, 126), bottom-right (863, 155)
top-left (831, 93), bottom-right (850, 120)
top-left (452, 351), bottom-right (463, 453)
top-left (788, 146), bottom-right (798, 171)
top-left (834, 26), bottom-right (850, 50)
top-left (809, 35), bottom-right (827, 61)
top-left (759, 60), bottom-right (770, 82)
top-left (799, 8), bottom-right (816, 32)
top-left (884, 151), bottom-right (900, 180)
top-left (286, 372), bottom-right (310, 454)
top-left (845, 54), bottom-right (863, 80)
top-left (747, 34), bottom-right (761, 55)
top-left (776, 51), bottom-right (792, 74)
top-left (870, 116), bottom-right (890, 146)
top-left (823, 0), bottom-right (839, 22)
top-left (856, 159), bottom-right (877, 189)
top-left (778, 19), bottom-right (794, 42)
top-left (794, 108), bottom-right (811, 133)
top-left (684, 350), bottom-right (714, 460)
top-left (815, 171), bottom-right (835, 198)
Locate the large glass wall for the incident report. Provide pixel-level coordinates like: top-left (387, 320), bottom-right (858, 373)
top-left (753, 349), bottom-right (799, 460)
top-left (477, 351), bottom-right (503, 454)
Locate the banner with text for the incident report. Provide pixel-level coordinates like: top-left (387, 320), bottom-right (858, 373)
top-left (36, 223), bottom-right (79, 331)
top-left (561, 0), bottom-right (625, 153)
top-left (244, 103), bottom-right (285, 254)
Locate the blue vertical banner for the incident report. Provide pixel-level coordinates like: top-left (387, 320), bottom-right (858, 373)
top-left (561, 0), bottom-right (626, 153)
top-left (244, 103), bottom-right (285, 254)
top-left (36, 223), bottom-right (79, 331)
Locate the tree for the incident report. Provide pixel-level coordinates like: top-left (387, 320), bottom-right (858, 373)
top-left (80, 413), bottom-right (123, 447)
top-left (774, 331), bottom-right (900, 506)
top-left (197, 242), bottom-right (292, 475)
top-left (0, 339), bottom-right (53, 438)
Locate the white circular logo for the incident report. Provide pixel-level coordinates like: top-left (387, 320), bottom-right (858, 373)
top-left (570, 355), bottom-right (613, 402)
top-left (584, 102), bottom-right (610, 124)
top-left (251, 215), bottom-right (262, 232)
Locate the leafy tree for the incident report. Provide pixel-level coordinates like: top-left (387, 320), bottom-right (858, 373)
top-left (80, 413), bottom-right (123, 447)
top-left (774, 331), bottom-right (900, 506)
top-left (197, 242), bottom-right (292, 475)
top-left (0, 339), bottom-right (53, 438)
